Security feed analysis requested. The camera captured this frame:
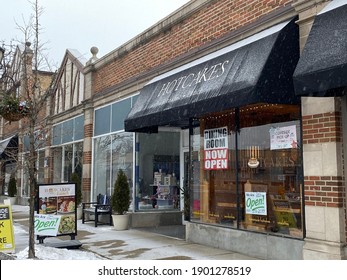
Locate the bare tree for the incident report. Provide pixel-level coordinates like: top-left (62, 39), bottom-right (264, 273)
top-left (0, 0), bottom-right (55, 258)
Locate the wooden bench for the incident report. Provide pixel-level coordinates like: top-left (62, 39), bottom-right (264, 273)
top-left (82, 194), bottom-right (112, 227)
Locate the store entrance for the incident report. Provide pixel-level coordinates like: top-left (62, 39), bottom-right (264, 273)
top-left (136, 130), bottom-right (181, 211)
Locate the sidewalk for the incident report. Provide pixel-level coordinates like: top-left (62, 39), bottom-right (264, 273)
top-left (4, 204), bottom-right (260, 260)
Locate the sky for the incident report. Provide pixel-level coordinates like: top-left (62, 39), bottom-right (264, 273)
top-left (1, 0), bottom-right (190, 70)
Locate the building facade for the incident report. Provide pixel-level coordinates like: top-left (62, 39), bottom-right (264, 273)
top-left (1, 0), bottom-right (346, 259)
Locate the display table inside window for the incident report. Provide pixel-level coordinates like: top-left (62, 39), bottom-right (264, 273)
top-left (139, 172), bottom-right (179, 210)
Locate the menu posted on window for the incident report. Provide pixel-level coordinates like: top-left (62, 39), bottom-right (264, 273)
top-left (204, 126), bottom-right (229, 170)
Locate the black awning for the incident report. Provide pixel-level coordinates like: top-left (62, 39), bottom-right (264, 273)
top-left (0, 135), bottom-right (18, 160)
top-left (125, 19), bottom-right (299, 133)
top-left (293, 1), bottom-right (347, 96)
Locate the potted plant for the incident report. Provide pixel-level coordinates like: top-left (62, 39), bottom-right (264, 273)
top-left (71, 172), bottom-right (83, 219)
top-left (7, 174), bottom-right (17, 205)
top-left (111, 169), bottom-right (131, 230)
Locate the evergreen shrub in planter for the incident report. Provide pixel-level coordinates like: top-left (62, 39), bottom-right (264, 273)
top-left (111, 169), bottom-right (131, 230)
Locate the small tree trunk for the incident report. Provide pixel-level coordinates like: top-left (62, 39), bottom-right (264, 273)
top-left (28, 121), bottom-right (37, 258)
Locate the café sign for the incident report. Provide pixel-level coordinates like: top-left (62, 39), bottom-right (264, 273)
top-left (204, 126), bottom-right (228, 170)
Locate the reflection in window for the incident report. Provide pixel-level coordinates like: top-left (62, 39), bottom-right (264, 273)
top-left (93, 133), bottom-right (133, 201)
top-left (93, 136), bottom-right (111, 196)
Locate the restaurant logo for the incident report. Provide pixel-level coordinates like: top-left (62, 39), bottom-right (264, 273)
top-left (204, 126), bottom-right (228, 170)
top-left (157, 60), bottom-right (230, 97)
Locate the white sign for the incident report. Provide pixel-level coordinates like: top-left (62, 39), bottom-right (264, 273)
top-left (204, 126), bottom-right (228, 170)
top-left (39, 184), bottom-right (75, 197)
top-left (34, 214), bottom-right (62, 236)
top-left (270, 125), bottom-right (297, 150)
top-left (245, 192), bottom-right (267, 215)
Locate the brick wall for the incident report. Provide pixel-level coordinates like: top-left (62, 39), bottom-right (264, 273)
top-left (93, 0), bottom-right (292, 95)
top-left (302, 112), bottom-right (342, 144)
top-left (304, 176), bottom-right (344, 207)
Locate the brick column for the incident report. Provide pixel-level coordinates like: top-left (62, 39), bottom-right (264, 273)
top-left (82, 101), bottom-right (93, 203)
top-left (81, 47), bottom-right (98, 203)
top-left (301, 97), bottom-right (346, 259)
top-left (293, 0), bottom-right (347, 259)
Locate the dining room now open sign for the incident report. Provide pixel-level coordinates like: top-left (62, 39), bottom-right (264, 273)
top-left (204, 126), bottom-right (229, 170)
top-left (0, 205), bottom-right (15, 253)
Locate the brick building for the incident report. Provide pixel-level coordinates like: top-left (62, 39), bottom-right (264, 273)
top-left (1, 0), bottom-right (346, 259)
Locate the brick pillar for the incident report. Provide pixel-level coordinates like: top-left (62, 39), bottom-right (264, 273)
top-left (82, 101), bottom-right (93, 203)
top-left (293, 0), bottom-right (347, 259)
top-left (81, 47), bottom-right (99, 203)
top-left (301, 97), bottom-right (346, 259)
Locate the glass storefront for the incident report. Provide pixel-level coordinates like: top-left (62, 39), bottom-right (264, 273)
top-left (51, 115), bottom-right (84, 184)
top-left (190, 104), bottom-right (303, 237)
top-left (51, 142), bottom-right (83, 183)
top-left (92, 95), bottom-right (137, 200)
top-left (93, 132), bottom-right (133, 198)
top-left (136, 131), bottom-right (180, 211)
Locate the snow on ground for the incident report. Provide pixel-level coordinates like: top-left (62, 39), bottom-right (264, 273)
top-left (15, 244), bottom-right (103, 260)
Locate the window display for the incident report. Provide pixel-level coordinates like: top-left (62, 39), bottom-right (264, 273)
top-left (136, 131), bottom-right (180, 211)
top-left (190, 104), bottom-right (303, 238)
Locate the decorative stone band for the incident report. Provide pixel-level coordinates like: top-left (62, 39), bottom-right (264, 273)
top-left (302, 112), bottom-right (342, 144)
top-left (304, 176), bottom-right (345, 208)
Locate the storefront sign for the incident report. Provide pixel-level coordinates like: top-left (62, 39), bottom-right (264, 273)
top-left (245, 192), bottom-right (267, 215)
top-left (37, 183), bottom-right (77, 237)
top-left (34, 214), bottom-right (62, 236)
top-left (270, 125), bottom-right (297, 150)
top-left (0, 205), bottom-right (15, 253)
top-left (204, 126), bottom-right (228, 170)
top-left (157, 60), bottom-right (230, 97)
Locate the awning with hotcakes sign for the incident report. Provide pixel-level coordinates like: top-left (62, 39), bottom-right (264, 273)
top-left (124, 18), bottom-right (299, 133)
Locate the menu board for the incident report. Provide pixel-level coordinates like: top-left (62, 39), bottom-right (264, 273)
top-left (37, 183), bottom-right (77, 237)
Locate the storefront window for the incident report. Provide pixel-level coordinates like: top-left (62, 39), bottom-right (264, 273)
top-left (136, 131), bottom-right (180, 211)
top-left (93, 133), bottom-right (133, 200)
top-left (111, 133), bottom-right (133, 194)
top-left (51, 115), bottom-right (84, 184)
top-left (190, 104), bottom-right (303, 238)
top-left (93, 95), bottom-right (136, 201)
top-left (63, 144), bottom-right (73, 182)
top-left (52, 142), bottom-right (83, 183)
top-left (93, 136), bottom-right (111, 196)
top-left (190, 111), bottom-right (237, 226)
